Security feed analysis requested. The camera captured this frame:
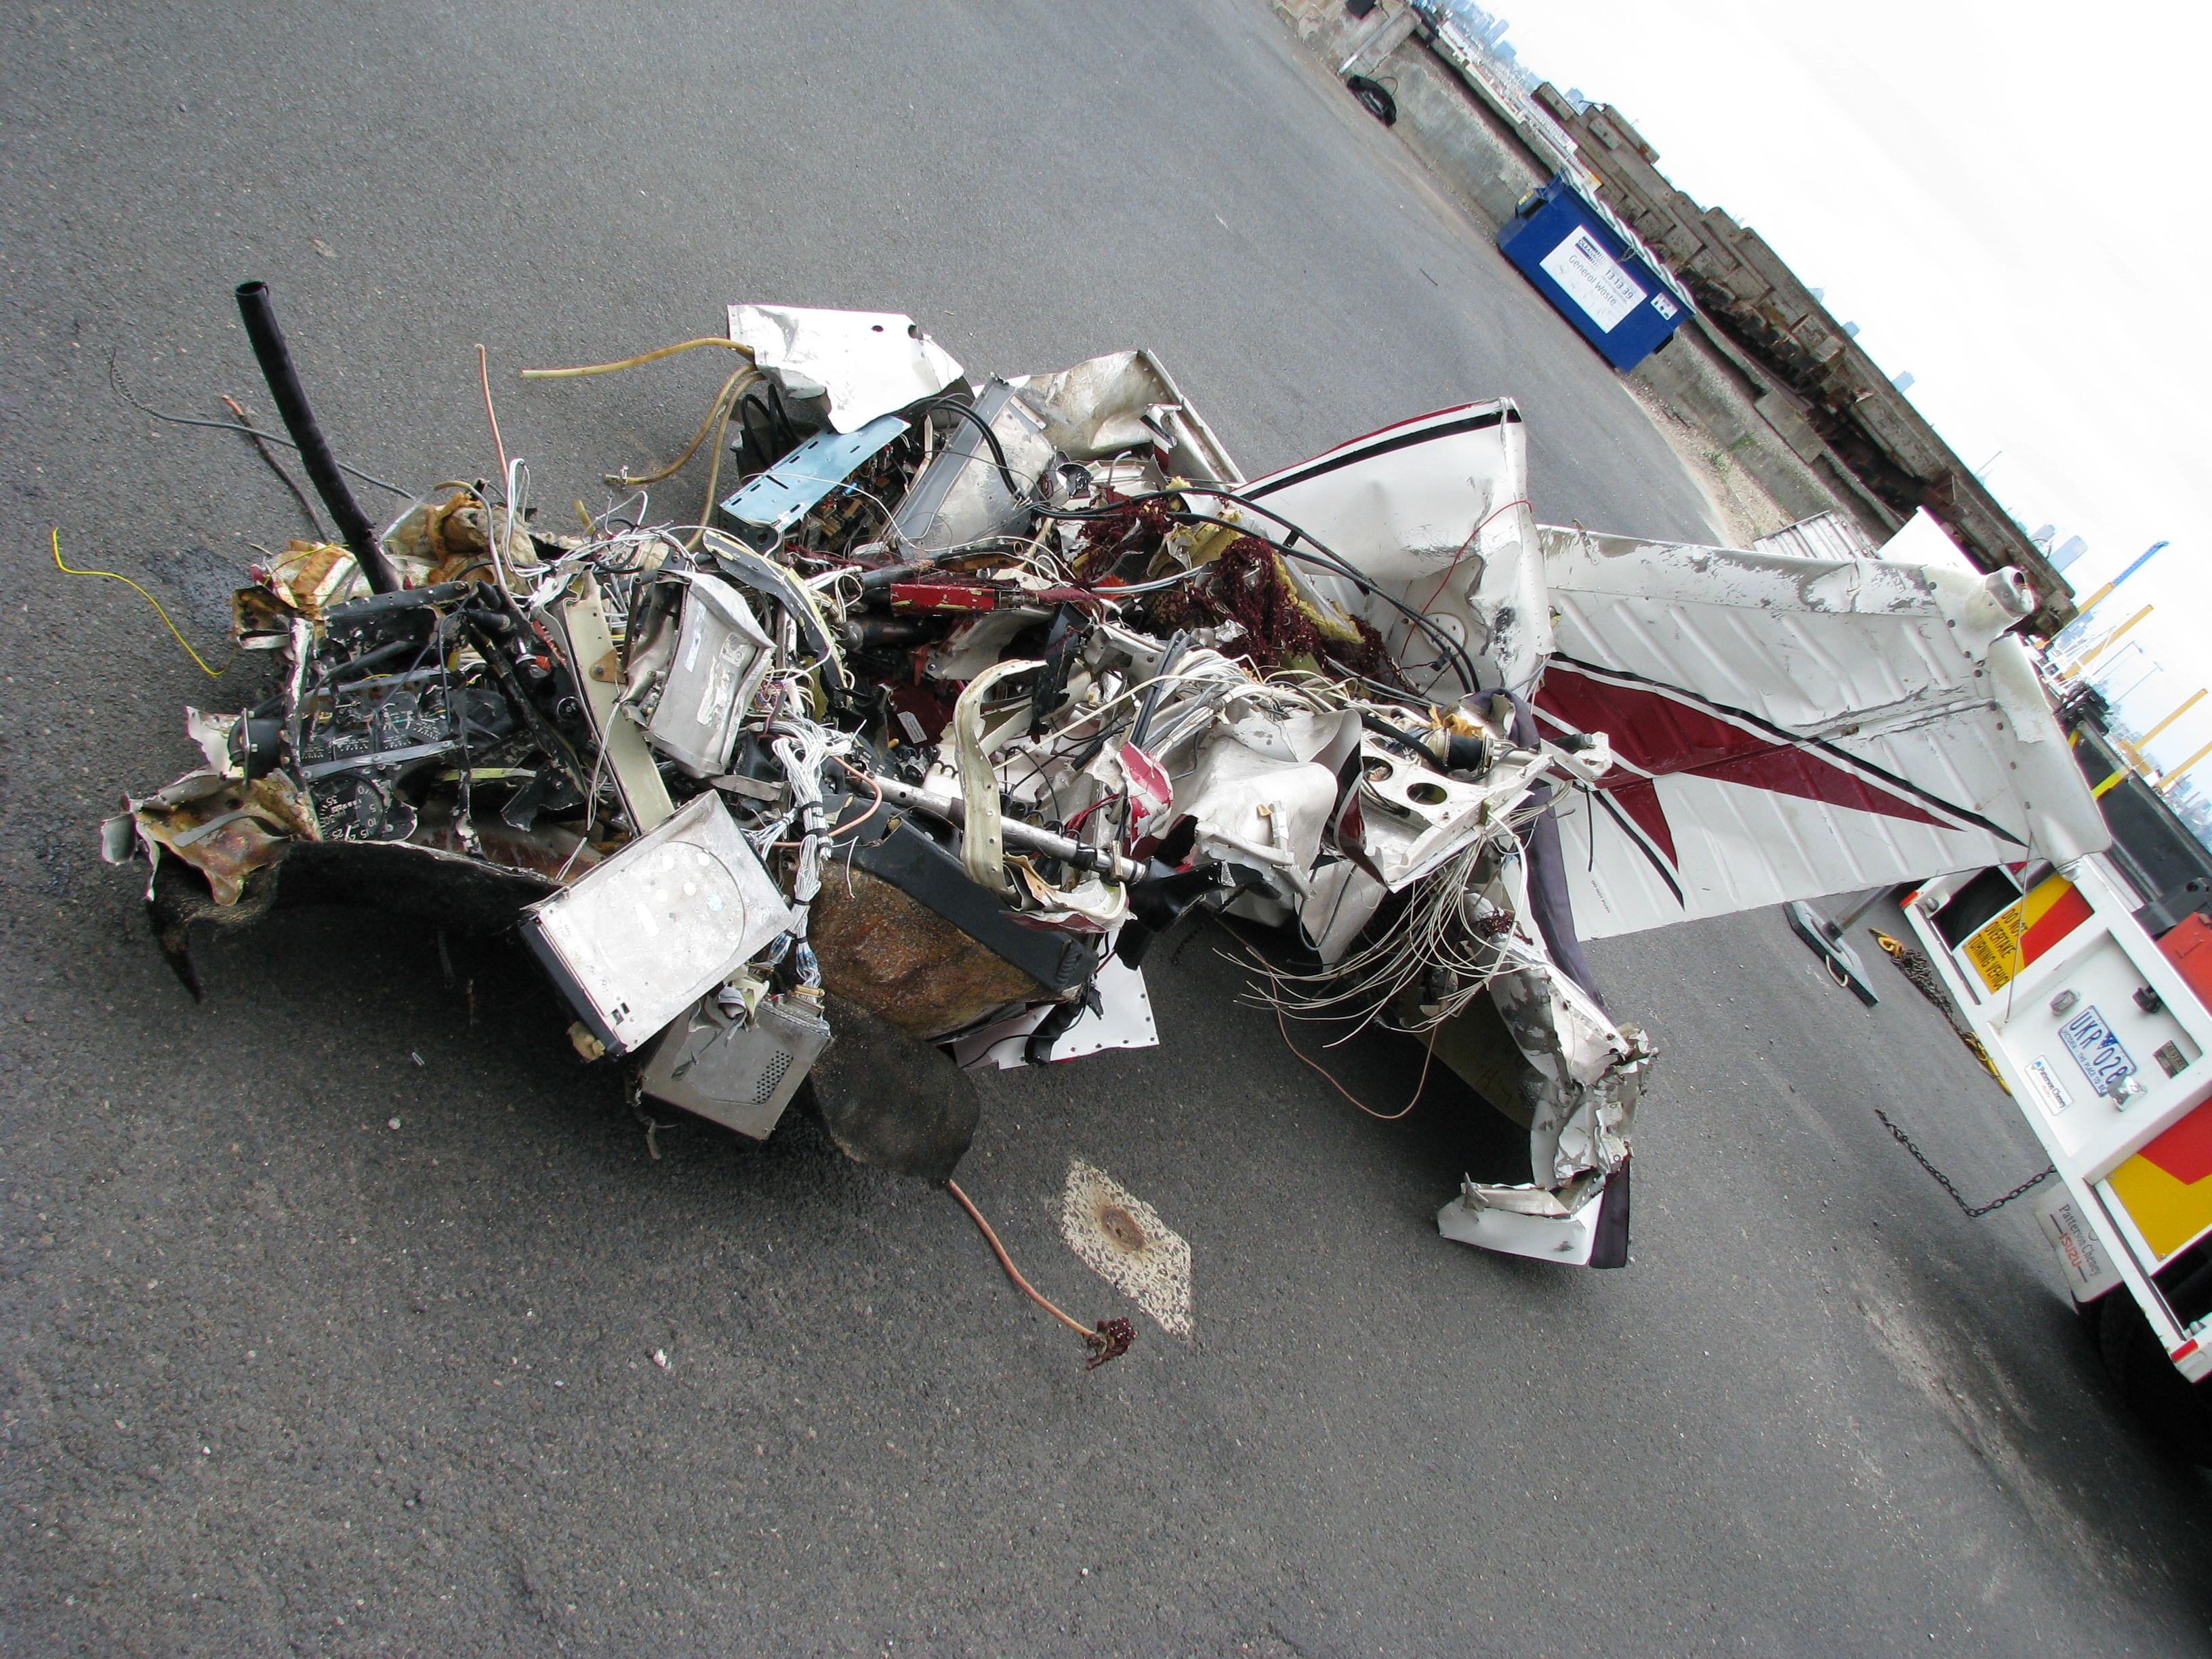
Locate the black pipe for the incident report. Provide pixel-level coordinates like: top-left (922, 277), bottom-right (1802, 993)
top-left (234, 281), bottom-right (398, 594)
top-left (1360, 712), bottom-right (1490, 773)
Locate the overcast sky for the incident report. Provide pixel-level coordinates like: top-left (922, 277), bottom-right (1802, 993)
top-left (1501, 0), bottom-right (2211, 764)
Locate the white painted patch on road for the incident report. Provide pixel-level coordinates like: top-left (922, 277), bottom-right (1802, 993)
top-left (1060, 1159), bottom-right (1191, 1338)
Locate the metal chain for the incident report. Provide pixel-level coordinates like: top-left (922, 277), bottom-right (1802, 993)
top-left (1874, 1109), bottom-right (2055, 1218)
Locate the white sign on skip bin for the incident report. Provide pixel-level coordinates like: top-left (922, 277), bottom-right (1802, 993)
top-left (1539, 226), bottom-right (1647, 333)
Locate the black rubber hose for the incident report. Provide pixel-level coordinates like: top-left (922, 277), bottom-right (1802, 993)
top-left (1359, 712), bottom-right (1492, 772)
top-left (922, 397), bottom-right (1026, 500)
top-left (1359, 712), bottom-right (1443, 762)
top-left (234, 281), bottom-right (399, 594)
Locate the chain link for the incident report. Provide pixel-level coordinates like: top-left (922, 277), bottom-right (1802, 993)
top-left (1874, 1109), bottom-right (2055, 1218)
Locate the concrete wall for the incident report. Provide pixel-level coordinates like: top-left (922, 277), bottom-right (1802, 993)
top-left (1532, 85), bottom-right (2073, 628)
top-left (1262, 3), bottom-right (2071, 627)
top-left (1273, 1), bottom-right (1549, 230)
top-left (1265, 1), bottom-right (1885, 552)
top-left (1631, 325), bottom-right (1896, 541)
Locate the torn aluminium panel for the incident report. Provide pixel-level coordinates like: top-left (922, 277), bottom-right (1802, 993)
top-left (523, 793), bottom-right (794, 1056)
top-left (1210, 401), bottom-right (1549, 699)
top-left (727, 304), bottom-right (965, 432)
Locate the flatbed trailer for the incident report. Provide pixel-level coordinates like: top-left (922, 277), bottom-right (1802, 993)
top-left (1906, 855), bottom-right (2212, 1454)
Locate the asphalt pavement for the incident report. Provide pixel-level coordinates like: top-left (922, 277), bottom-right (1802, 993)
top-left (3, 2), bottom-right (2209, 1654)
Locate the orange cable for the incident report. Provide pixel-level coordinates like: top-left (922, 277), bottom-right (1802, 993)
top-left (476, 344), bottom-right (511, 492)
top-left (1273, 1004), bottom-right (1435, 1121)
top-left (944, 1180), bottom-right (1094, 1340)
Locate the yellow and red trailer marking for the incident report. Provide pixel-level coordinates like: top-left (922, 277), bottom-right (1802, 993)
top-left (2108, 1098), bottom-right (2212, 1264)
top-left (1959, 873), bottom-right (2094, 992)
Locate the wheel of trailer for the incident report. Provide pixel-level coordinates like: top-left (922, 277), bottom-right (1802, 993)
top-left (2076, 1292), bottom-right (2106, 1345)
top-left (2095, 1291), bottom-right (2212, 1465)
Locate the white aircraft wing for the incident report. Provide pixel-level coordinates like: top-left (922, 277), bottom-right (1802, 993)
top-left (1531, 527), bottom-right (2110, 941)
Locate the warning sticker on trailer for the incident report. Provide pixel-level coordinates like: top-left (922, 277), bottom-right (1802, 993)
top-left (1961, 874), bottom-right (2092, 991)
top-left (2108, 1097), bottom-right (2212, 1261)
top-left (1538, 226), bottom-right (1647, 333)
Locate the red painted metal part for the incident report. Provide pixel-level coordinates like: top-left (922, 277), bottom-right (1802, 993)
top-left (889, 583), bottom-right (999, 613)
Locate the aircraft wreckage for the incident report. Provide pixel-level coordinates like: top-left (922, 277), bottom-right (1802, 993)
top-left (98, 286), bottom-right (2107, 1355)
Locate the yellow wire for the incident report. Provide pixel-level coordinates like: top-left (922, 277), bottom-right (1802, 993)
top-left (517, 335), bottom-right (753, 380)
top-left (50, 528), bottom-right (237, 678)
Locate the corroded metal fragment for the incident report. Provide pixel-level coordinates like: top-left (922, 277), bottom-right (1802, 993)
top-left (808, 865), bottom-right (1049, 1038)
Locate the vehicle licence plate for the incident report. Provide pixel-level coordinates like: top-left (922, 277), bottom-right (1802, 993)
top-left (2057, 1004), bottom-right (2137, 1098)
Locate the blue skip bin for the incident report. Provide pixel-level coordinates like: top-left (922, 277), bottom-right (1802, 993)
top-left (1498, 176), bottom-right (1692, 371)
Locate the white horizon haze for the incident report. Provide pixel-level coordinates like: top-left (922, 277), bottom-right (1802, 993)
top-left (1500, 0), bottom-right (2210, 765)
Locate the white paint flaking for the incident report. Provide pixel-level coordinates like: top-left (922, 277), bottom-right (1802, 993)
top-left (1059, 1159), bottom-right (1193, 1338)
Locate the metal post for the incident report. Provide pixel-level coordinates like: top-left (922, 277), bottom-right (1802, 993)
top-left (1827, 887), bottom-right (1888, 938)
top-left (2059, 607), bottom-right (2153, 679)
top-left (2159, 739), bottom-right (2212, 795)
top-left (2137, 689), bottom-right (2206, 750)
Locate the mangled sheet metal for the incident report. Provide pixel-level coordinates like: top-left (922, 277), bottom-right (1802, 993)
top-left (98, 289), bottom-right (2106, 1282)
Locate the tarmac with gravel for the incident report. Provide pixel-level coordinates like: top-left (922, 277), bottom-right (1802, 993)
top-left (3, 3), bottom-right (2209, 1654)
